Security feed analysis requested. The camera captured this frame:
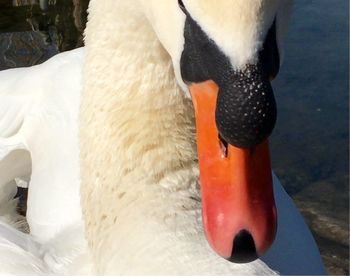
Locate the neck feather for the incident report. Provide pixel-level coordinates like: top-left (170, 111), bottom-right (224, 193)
top-left (80, 0), bottom-right (199, 272)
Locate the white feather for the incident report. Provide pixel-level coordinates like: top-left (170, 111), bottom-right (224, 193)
top-left (0, 0), bottom-right (325, 275)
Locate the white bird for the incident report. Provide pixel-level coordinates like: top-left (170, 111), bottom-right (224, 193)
top-left (0, 0), bottom-right (325, 275)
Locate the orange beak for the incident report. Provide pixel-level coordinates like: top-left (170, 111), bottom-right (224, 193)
top-left (190, 80), bottom-right (277, 262)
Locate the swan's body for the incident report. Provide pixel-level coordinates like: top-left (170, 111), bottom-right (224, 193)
top-left (0, 0), bottom-right (325, 275)
top-left (0, 49), bottom-right (93, 276)
top-left (0, 194), bottom-right (89, 276)
top-left (0, 49), bottom-right (83, 242)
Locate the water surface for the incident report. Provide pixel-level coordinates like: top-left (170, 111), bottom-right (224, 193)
top-left (271, 1), bottom-right (349, 274)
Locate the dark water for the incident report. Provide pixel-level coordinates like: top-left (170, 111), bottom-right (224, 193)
top-left (270, 1), bottom-right (349, 274)
top-left (0, 0), bottom-right (348, 274)
top-left (0, 0), bottom-right (88, 69)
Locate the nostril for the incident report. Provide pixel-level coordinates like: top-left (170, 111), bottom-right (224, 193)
top-left (229, 229), bottom-right (258, 263)
top-left (218, 134), bottom-right (228, 158)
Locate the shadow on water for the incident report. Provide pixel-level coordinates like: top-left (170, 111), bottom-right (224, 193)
top-left (0, 0), bottom-right (348, 274)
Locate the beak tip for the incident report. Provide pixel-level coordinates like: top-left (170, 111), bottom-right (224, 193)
top-left (228, 229), bottom-right (259, 263)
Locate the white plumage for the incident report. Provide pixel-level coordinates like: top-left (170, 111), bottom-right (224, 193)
top-left (0, 0), bottom-right (325, 275)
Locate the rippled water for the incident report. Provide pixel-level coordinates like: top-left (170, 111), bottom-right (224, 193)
top-left (0, 0), bottom-right (348, 274)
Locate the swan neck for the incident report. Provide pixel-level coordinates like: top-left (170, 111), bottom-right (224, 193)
top-left (80, 3), bottom-right (197, 271)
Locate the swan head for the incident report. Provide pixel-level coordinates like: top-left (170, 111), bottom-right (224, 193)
top-left (139, 0), bottom-right (292, 263)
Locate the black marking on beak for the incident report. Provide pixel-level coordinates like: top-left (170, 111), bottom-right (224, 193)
top-left (180, 14), bottom-right (279, 148)
top-left (229, 229), bottom-right (258, 263)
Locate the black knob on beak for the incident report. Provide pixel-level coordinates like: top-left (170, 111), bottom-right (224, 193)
top-left (216, 62), bottom-right (277, 148)
top-left (180, 14), bottom-right (278, 149)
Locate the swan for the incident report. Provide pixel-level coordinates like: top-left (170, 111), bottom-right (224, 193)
top-left (0, 0), bottom-right (325, 275)
top-left (81, 0), bottom-right (324, 274)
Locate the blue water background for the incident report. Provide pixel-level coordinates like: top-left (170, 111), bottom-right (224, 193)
top-left (271, 1), bottom-right (349, 273)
